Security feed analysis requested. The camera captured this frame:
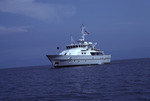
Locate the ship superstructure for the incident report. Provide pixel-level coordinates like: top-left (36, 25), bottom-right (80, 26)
top-left (46, 25), bottom-right (111, 67)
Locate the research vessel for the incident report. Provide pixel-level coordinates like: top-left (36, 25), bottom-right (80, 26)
top-left (46, 25), bottom-right (111, 67)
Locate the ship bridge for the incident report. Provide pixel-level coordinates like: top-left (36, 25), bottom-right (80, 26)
top-left (59, 24), bottom-right (104, 56)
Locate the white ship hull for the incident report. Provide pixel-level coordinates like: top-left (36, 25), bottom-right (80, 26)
top-left (46, 55), bottom-right (111, 67)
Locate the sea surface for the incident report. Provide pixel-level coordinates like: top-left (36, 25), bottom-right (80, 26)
top-left (0, 58), bottom-right (150, 101)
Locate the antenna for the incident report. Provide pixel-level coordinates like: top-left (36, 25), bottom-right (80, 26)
top-left (71, 35), bottom-right (75, 44)
top-left (93, 42), bottom-right (97, 48)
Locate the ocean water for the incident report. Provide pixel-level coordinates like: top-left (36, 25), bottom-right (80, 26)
top-left (0, 58), bottom-right (150, 101)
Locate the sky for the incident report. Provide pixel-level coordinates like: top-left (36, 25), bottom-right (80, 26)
top-left (0, 0), bottom-right (150, 68)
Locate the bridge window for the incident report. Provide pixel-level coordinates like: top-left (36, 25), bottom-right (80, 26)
top-left (67, 45), bottom-right (84, 49)
top-left (55, 62), bottom-right (59, 64)
top-left (66, 46), bottom-right (71, 49)
top-left (91, 52), bottom-right (95, 55)
top-left (91, 52), bottom-right (102, 55)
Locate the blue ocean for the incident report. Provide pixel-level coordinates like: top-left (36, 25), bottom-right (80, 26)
top-left (0, 58), bottom-right (150, 101)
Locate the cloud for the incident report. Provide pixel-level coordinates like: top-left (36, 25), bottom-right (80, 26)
top-left (0, 26), bottom-right (31, 34)
top-left (0, 0), bottom-right (76, 22)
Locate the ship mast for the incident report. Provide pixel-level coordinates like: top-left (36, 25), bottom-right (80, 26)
top-left (81, 24), bottom-right (85, 41)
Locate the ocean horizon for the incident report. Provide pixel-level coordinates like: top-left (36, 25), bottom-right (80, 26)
top-left (0, 57), bottom-right (150, 69)
top-left (0, 58), bottom-right (150, 101)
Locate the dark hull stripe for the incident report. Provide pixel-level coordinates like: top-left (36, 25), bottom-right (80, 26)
top-left (54, 64), bottom-right (98, 68)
